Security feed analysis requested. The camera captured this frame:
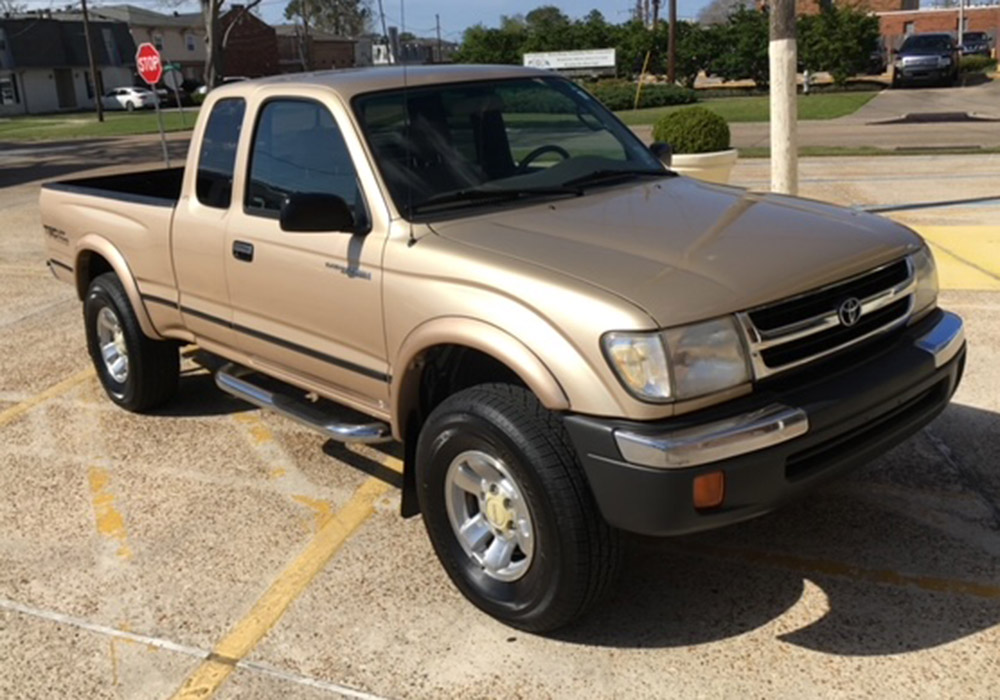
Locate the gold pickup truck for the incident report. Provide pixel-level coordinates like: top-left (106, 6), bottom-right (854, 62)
top-left (40, 65), bottom-right (965, 632)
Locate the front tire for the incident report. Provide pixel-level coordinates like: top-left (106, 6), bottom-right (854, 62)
top-left (416, 384), bottom-right (620, 632)
top-left (84, 272), bottom-right (178, 412)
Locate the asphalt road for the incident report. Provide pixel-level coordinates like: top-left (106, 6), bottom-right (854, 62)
top-left (0, 150), bottom-right (999, 698)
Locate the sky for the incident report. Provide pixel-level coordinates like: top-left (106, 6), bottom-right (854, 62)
top-left (16, 0), bottom-right (710, 41)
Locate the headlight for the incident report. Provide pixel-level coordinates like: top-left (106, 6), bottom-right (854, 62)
top-left (603, 317), bottom-right (751, 403)
top-left (911, 245), bottom-right (938, 315)
top-left (938, 56), bottom-right (952, 67)
top-left (602, 331), bottom-right (672, 402)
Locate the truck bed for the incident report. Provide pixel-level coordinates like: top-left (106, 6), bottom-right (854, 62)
top-left (43, 167), bottom-right (184, 207)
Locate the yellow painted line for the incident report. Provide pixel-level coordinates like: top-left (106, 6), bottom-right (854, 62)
top-left (903, 224), bottom-right (1000, 291)
top-left (87, 466), bottom-right (133, 560)
top-left (676, 542), bottom-right (1000, 600)
top-left (170, 472), bottom-right (396, 700)
top-left (291, 495), bottom-right (334, 533)
top-left (0, 368), bottom-right (95, 430)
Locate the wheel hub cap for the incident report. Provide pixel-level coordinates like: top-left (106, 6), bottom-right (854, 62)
top-left (444, 450), bottom-right (534, 582)
top-left (96, 307), bottom-right (129, 383)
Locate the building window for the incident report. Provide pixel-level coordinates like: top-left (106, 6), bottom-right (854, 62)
top-left (0, 74), bottom-right (20, 105)
top-left (903, 21), bottom-right (914, 36)
top-left (153, 33), bottom-right (164, 51)
top-left (185, 33), bottom-right (197, 51)
top-left (102, 28), bottom-right (121, 67)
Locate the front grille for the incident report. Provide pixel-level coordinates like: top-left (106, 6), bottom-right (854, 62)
top-left (738, 258), bottom-right (915, 379)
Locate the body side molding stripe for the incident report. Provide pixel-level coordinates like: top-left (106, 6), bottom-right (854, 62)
top-left (141, 294), bottom-right (390, 383)
top-left (48, 259), bottom-right (74, 273)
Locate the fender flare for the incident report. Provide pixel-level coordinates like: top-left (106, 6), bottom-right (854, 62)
top-left (75, 234), bottom-right (163, 341)
top-left (390, 317), bottom-right (570, 440)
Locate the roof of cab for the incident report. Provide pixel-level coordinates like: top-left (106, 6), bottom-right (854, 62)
top-left (210, 64), bottom-right (549, 101)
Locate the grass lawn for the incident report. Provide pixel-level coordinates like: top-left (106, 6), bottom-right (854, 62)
top-left (0, 109), bottom-right (198, 142)
top-left (615, 91), bottom-right (880, 126)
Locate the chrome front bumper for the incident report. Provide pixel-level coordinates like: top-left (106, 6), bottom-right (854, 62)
top-left (614, 311), bottom-right (965, 469)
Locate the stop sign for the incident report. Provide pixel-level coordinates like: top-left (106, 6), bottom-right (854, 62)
top-left (135, 43), bottom-right (163, 85)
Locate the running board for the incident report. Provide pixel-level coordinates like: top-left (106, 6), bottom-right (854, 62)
top-left (215, 363), bottom-right (391, 444)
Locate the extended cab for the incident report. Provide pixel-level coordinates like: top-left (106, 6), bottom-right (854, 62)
top-left (40, 65), bottom-right (965, 632)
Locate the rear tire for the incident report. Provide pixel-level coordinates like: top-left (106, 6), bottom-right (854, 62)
top-left (125, 101), bottom-right (136, 112)
top-left (416, 383), bottom-right (621, 632)
top-left (84, 272), bottom-right (178, 412)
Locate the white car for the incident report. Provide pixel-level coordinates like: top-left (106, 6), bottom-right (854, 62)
top-left (101, 87), bottom-right (158, 112)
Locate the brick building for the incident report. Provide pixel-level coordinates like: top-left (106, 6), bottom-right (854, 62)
top-left (219, 6), bottom-right (279, 78)
top-left (275, 25), bottom-right (356, 73)
top-left (879, 6), bottom-right (1000, 50)
top-left (794, 0), bottom-right (917, 15)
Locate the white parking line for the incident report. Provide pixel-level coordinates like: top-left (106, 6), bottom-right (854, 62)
top-left (0, 597), bottom-right (388, 700)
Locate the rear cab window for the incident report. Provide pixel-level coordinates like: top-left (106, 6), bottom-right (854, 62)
top-left (197, 98), bottom-right (246, 208)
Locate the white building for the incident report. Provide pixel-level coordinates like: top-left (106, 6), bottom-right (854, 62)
top-left (0, 16), bottom-right (135, 116)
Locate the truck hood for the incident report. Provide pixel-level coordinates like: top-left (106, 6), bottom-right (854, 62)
top-left (429, 176), bottom-right (922, 327)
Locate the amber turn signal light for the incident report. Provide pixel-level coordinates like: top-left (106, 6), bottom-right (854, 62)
top-left (693, 471), bottom-right (725, 510)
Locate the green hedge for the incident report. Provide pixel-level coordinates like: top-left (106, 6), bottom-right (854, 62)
top-left (586, 80), bottom-right (697, 111)
top-left (959, 55), bottom-right (997, 74)
top-left (651, 106), bottom-right (730, 154)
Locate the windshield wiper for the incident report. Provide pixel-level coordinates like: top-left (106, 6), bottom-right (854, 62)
top-left (412, 185), bottom-right (583, 213)
top-left (562, 168), bottom-right (672, 189)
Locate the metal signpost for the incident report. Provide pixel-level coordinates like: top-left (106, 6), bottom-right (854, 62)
top-left (135, 42), bottom-right (170, 167)
top-left (163, 63), bottom-right (186, 128)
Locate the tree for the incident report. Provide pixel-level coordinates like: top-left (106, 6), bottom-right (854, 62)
top-left (452, 23), bottom-right (525, 64)
top-left (710, 6), bottom-right (769, 88)
top-left (799, 2), bottom-right (880, 86)
top-left (0, 0), bottom-right (27, 14)
top-left (674, 21), bottom-right (716, 89)
top-left (284, 0), bottom-right (318, 71)
top-left (522, 5), bottom-right (573, 52)
top-left (697, 0), bottom-right (752, 25)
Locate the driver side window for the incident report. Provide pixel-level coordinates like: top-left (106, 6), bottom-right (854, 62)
top-left (245, 99), bottom-right (365, 221)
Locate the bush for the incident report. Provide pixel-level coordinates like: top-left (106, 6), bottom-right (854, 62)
top-left (960, 55), bottom-right (997, 74)
top-left (586, 80), bottom-right (697, 111)
top-left (651, 106), bottom-right (730, 154)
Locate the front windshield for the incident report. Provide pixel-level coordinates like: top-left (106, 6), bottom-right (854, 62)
top-left (353, 76), bottom-right (666, 218)
top-left (901, 35), bottom-right (953, 51)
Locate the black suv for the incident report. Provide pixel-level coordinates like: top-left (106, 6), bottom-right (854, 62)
top-left (961, 31), bottom-right (992, 57)
top-left (892, 33), bottom-right (960, 88)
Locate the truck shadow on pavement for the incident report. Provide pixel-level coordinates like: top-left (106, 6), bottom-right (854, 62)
top-left (558, 402), bottom-right (1000, 656)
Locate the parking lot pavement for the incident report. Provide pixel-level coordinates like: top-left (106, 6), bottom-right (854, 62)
top-left (1, 160), bottom-right (999, 699)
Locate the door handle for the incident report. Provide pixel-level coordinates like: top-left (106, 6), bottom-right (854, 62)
top-left (232, 240), bottom-right (254, 262)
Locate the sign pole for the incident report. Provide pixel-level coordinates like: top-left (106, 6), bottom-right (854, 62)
top-left (135, 42), bottom-right (170, 168)
top-left (153, 98), bottom-right (170, 168)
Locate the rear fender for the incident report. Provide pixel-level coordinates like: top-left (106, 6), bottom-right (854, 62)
top-left (75, 234), bottom-right (163, 340)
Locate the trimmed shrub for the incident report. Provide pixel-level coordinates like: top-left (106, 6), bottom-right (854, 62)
top-left (586, 80), bottom-right (697, 111)
top-left (959, 55), bottom-right (997, 74)
top-left (651, 106), bottom-right (730, 154)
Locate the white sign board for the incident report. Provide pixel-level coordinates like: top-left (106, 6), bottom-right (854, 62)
top-left (523, 48), bottom-right (616, 71)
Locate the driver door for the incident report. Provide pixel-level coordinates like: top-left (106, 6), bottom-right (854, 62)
top-left (224, 97), bottom-right (389, 408)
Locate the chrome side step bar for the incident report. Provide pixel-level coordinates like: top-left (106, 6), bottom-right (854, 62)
top-left (215, 363), bottom-right (391, 444)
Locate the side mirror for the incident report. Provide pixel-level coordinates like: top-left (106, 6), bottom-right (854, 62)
top-left (280, 193), bottom-right (356, 233)
top-left (650, 141), bottom-right (672, 167)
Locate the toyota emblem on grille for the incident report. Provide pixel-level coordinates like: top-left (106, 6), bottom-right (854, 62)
top-left (838, 297), bottom-right (862, 327)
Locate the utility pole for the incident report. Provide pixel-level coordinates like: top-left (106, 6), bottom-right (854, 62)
top-left (80, 0), bottom-right (104, 122)
top-left (957, 0), bottom-right (964, 45)
top-left (435, 13), bottom-right (442, 63)
top-left (377, 0), bottom-right (390, 62)
top-left (769, 0), bottom-right (797, 195)
top-left (665, 0), bottom-right (676, 85)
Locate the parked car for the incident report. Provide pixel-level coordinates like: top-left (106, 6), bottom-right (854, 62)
top-left (193, 76), bottom-right (249, 97)
top-left (101, 86), bottom-right (158, 111)
top-left (40, 66), bottom-right (965, 632)
top-left (892, 33), bottom-right (960, 88)
top-left (960, 31), bottom-right (992, 57)
top-left (867, 39), bottom-right (888, 75)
